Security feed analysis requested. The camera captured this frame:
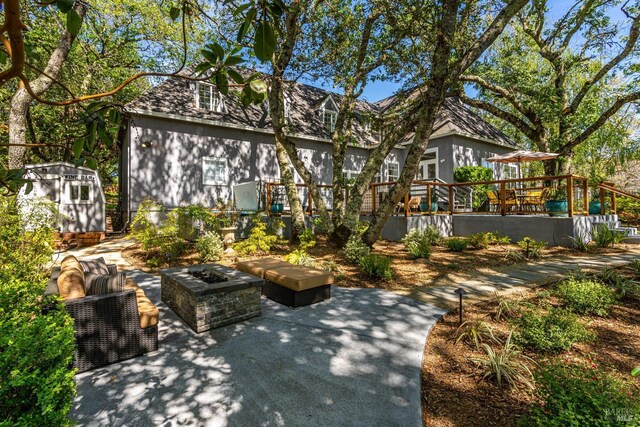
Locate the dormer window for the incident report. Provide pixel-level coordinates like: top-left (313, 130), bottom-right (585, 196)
top-left (196, 82), bottom-right (225, 113)
top-left (323, 109), bottom-right (337, 132)
top-left (262, 96), bottom-right (290, 118)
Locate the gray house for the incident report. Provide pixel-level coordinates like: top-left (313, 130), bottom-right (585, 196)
top-left (119, 72), bottom-right (517, 220)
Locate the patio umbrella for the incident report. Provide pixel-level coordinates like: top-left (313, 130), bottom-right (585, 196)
top-left (486, 150), bottom-right (559, 163)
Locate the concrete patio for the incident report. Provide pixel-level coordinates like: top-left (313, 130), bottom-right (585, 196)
top-left (71, 270), bottom-right (447, 426)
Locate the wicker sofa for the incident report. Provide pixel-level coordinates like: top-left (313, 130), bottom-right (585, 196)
top-left (46, 256), bottom-right (159, 372)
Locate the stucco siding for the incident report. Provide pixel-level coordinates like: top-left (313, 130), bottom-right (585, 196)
top-left (450, 136), bottom-right (518, 180)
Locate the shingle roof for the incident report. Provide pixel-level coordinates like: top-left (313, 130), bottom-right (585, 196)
top-left (127, 71), bottom-right (515, 148)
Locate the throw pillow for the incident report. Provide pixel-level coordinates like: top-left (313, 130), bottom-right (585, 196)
top-left (57, 268), bottom-right (86, 300)
top-left (80, 257), bottom-right (110, 275)
top-left (84, 272), bottom-right (126, 296)
top-left (60, 255), bottom-right (82, 272)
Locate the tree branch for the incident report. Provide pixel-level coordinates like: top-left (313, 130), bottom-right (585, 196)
top-left (460, 74), bottom-right (536, 122)
top-left (458, 91), bottom-right (538, 141)
top-left (567, 13), bottom-right (640, 114)
top-left (562, 91), bottom-right (640, 154)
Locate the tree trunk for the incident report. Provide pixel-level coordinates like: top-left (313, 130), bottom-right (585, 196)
top-left (8, 3), bottom-right (87, 168)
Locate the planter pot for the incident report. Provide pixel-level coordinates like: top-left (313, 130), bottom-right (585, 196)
top-left (545, 200), bottom-right (568, 217)
top-left (588, 201), bottom-right (602, 215)
top-left (219, 226), bottom-right (237, 246)
top-left (270, 203), bottom-right (284, 214)
top-left (420, 202), bottom-right (438, 212)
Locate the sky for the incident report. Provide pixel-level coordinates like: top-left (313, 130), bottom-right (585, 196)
top-left (300, 1), bottom-right (632, 102)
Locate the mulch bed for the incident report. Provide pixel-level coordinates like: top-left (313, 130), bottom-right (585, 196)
top-left (421, 287), bottom-right (640, 426)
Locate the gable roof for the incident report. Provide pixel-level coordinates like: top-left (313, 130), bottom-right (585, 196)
top-left (127, 71), bottom-right (515, 149)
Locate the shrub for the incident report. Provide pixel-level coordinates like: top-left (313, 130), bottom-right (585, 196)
top-left (0, 197), bottom-right (76, 426)
top-left (516, 237), bottom-right (546, 259)
top-left (467, 232), bottom-right (493, 249)
top-left (515, 307), bottom-right (593, 353)
top-left (234, 218), bottom-right (280, 255)
top-left (520, 361), bottom-right (640, 426)
top-left (344, 234), bottom-right (370, 264)
top-left (568, 234), bottom-right (590, 252)
top-left (402, 226), bottom-right (440, 259)
top-left (299, 228), bottom-right (317, 250)
top-left (446, 237), bottom-right (468, 252)
top-left (195, 231), bottom-right (225, 262)
top-left (455, 319), bottom-right (497, 350)
top-left (555, 277), bottom-right (617, 316)
top-left (591, 223), bottom-right (624, 248)
top-left (285, 249), bottom-right (316, 266)
top-left (359, 254), bottom-right (393, 280)
top-left (628, 259), bottom-right (640, 274)
top-left (130, 199), bottom-right (188, 266)
top-left (470, 332), bottom-right (534, 390)
top-left (493, 292), bottom-right (522, 321)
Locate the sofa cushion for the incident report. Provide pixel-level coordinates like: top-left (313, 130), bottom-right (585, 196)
top-left (264, 265), bottom-right (334, 292)
top-left (124, 278), bottom-right (159, 329)
top-left (236, 258), bottom-right (291, 278)
top-left (57, 268), bottom-right (86, 300)
top-left (61, 255), bottom-right (82, 272)
top-left (80, 257), bottom-right (110, 275)
top-left (85, 272), bottom-right (126, 295)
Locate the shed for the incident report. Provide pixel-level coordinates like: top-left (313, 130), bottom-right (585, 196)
top-left (19, 162), bottom-right (106, 234)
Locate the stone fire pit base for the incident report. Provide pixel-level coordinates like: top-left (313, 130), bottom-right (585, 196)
top-left (160, 264), bottom-right (264, 333)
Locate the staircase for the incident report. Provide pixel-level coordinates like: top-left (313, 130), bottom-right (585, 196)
top-left (590, 215), bottom-right (640, 243)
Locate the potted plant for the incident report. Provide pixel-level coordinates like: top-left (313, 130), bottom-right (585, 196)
top-left (545, 186), bottom-right (568, 217)
top-left (215, 200), bottom-right (238, 245)
top-left (270, 187), bottom-right (285, 214)
top-left (587, 188), bottom-right (604, 215)
top-left (420, 191), bottom-right (439, 212)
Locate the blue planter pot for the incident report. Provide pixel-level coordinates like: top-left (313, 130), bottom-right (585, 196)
top-left (589, 201), bottom-right (602, 215)
top-left (545, 200), bottom-right (568, 217)
top-left (420, 202), bottom-right (438, 212)
top-left (270, 203), bottom-right (284, 214)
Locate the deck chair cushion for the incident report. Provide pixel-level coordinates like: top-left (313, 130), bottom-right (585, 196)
top-left (264, 265), bottom-right (334, 292)
top-left (57, 268), bottom-right (86, 300)
top-left (124, 278), bottom-right (160, 329)
top-left (84, 272), bottom-right (126, 295)
top-left (60, 255), bottom-right (82, 272)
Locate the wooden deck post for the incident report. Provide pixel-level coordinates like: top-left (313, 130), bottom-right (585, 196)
top-left (611, 184), bottom-right (617, 213)
top-left (600, 186), bottom-right (606, 215)
top-left (500, 182), bottom-right (506, 216)
top-left (567, 176), bottom-right (574, 217)
top-left (582, 179), bottom-right (589, 214)
top-left (404, 192), bottom-right (410, 217)
top-left (266, 183), bottom-right (271, 217)
top-left (307, 189), bottom-right (312, 216)
top-left (427, 184), bottom-right (432, 216)
top-left (448, 185), bottom-right (454, 215)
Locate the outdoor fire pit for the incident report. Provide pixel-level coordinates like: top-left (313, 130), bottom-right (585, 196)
top-left (160, 264), bottom-right (264, 333)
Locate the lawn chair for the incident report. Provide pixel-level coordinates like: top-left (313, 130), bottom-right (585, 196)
top-left (521, 188), bottom-right (548, 212)
top-left (486, 190), bottom-right (500, 212)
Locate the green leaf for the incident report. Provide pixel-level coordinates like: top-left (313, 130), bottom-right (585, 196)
top-left (97, 125), bottom-right (112, 145)
top-left (86, 158), bottom-right (98, 170)
top-left (66, 8), bottom-right (82, 35)
top-left (233, 3), bottom-right (253, 15)
top-left (227, 68), bottom-right (245, 84)
top-left (240, 86), bottom-right (253, 107)
top-left (632, 367), bottom-right (640, 377)
top-left (169, 6), bottom-right (181, 21)
top-left (224, 55), bottom-right (244, 66)
top-left (194, 62), bottom-right (211, 74)
top-left (254, 20), bottom-right (276, 62)
top-left (210, 43), bottom-right (224, 60)
top-left (0, 50), bottom-right (7, 65)
top-left (249, 79), bottom-right (268, 94)
top-left (107, 108), bottom-right (121, 124)
top-left (72, 139), bottom-right (84, 158)
top-left (56, 0), bottom-right (75, 13)
top-left (201, 49), bottom-right (218, 63)
top-left (216, 72), bottom-right (229, 96)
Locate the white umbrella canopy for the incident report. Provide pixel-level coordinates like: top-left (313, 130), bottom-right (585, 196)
top-left (486, 150), bottom-right (559, 163)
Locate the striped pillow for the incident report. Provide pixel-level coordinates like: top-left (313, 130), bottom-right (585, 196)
top-left (85, 272), bottom-right (126, 295)
top-left (80, 257), bottom-right (110, 275)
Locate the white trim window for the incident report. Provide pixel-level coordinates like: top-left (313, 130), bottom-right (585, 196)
top-left (502, 163), bottom-right (518, 180)
top-left (342, 170), bottom-right (360, 184)
top-left (323, 109), bottom-right (337, 132)
top-left (67, 182), bottom-right (92, 204)
top-left (196, 82), bottom-right (225, 113)
top-left (203, 158), bottom-right (228, 185)
top-left (386, 161), bottom-right (400, 182)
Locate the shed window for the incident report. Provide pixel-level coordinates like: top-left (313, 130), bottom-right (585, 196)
top-left (203, 158), bottom-right (228, 185)
top-left (196, 82), bottom-right (225, 113)
top-left (68, 183), bottom-right (91, 203)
